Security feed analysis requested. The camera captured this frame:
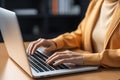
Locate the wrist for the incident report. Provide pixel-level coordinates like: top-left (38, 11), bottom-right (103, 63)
top-left (82, 53), bottom-right (100, 65)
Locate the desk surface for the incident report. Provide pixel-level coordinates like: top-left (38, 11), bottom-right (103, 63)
top-left (0, 42), bottom-right (120, 80)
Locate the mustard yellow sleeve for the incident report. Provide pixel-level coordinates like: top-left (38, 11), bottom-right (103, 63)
top-left (100, 49), bottom-right (120, 67)
top-left (52, 19), bottom-right (85, 50)
top-left (83, 49), bottom-right (120, 68)
top-left (52, 0), bottom-right (95, 50)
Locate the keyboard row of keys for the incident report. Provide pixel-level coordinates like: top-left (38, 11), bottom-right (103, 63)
top-left (36, 50), bottom-right (69, 69)
top-left (28, 50), bottom-right (69, 73)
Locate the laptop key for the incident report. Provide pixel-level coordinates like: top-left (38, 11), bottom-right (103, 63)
top-left (29, 56), bottom-right (50, 71)
top-left (35, 51), bottom-right (63, 69)
top-left (36, 50), bottom-right (69, 69)
top-left (28, 57), bottom-right (44, 72)
top-left (36, 51), bottom-right (48, 59)
top-left (29, 62), bottom-right (39, 73)
top-left (32, 54), bottom-right (55, 71)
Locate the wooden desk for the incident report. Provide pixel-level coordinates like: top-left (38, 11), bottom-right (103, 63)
top-left (0, 42), bottom-right (120, 80)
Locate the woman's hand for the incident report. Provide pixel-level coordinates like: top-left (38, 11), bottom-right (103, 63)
top-left (46, 50), bottom-right (84, 66)
top-left (26, 38), bottom-right (57, 55)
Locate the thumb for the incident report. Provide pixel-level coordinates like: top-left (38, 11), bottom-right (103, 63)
top-left (44, 46), bottom-right (54, 54)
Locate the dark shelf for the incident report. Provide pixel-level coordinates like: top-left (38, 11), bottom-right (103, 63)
top-left (17, 14), bottom-right (81, 18)
top-left (0, 0), bottom-right (90, 41)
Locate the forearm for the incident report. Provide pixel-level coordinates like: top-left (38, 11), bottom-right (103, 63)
top-left (82, 49), bottom-right (120, 68)
top-left (52, 32), bottom-right (82, 50)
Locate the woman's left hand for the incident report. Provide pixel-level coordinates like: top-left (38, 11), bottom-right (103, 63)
top-left (46, 50), bottom-right (84, 66)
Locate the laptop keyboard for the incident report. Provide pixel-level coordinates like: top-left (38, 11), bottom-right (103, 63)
top-left (28, 50), bottom-right (69, 73)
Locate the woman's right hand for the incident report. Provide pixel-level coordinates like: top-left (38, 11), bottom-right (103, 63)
top-left (26, 38), bottom-right (57, 55)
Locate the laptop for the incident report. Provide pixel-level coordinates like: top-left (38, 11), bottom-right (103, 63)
top-left (0, 7), bottom-right (98, 78)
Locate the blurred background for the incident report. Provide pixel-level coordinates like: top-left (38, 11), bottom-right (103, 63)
top-left (0, 0), bottom-right (90, 42)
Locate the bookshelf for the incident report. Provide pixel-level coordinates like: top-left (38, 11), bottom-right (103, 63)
top-left (0, 0), bottom-right (90, 41)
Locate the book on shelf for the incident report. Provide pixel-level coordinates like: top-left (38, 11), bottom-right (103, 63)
top-left (52, 0), bottom-right (58, 15)
top-left (48, 0), bottom-right (81, 15)
top-left (13, 0), bottom-right (81, 16)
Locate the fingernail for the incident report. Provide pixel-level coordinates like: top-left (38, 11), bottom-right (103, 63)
top-left (46, 60), bottom-right (51, 64)
top-left (46, 61), bottom-right (50, 64)
top-left (46, 59), bottom-right (48, 62)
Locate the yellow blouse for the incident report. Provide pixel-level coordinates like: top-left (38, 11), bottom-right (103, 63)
top-left (92, 0), bottom-right (118, 52)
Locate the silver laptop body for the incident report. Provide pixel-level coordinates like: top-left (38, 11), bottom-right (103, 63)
top-left (0, 8), bottom-right (98, 78)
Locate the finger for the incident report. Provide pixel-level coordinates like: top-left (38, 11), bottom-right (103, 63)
top-left (46, 53), bottom-right (71, 64)
top-left (54, 56), bottom-right (84, 66)
top-left (43, 40), bottom-right (57, 54)
top-left (44, 46), bottom-right (54, 54)
top-left (26, 41), bottom-right (38, 54)
top-left (53, 57), bottom-right (78, 66)
top-left (46, 50), bottom-right (74, 63)
top-left (30, 39), bottom-right (44, 54)
top-left (53, 58), bottom-right (71, 66)
top-left (26, 41), bottom-right (33, 54)
top-left (46, 51), bottom-right (62, 62)
top-left (27, 39), bottom-right (42, 54)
